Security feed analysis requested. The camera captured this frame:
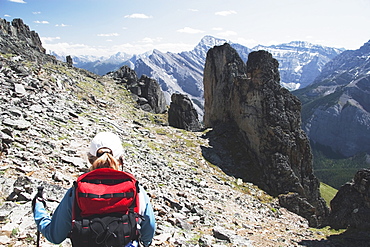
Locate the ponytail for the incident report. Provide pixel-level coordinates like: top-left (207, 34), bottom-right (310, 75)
top-left (90, 147), bottom-right (120, 171)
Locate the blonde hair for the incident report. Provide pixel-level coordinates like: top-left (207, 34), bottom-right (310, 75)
top-left (88, 147), bottom-right (121, 171)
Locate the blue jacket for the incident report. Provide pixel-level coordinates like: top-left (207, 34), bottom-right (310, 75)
top-left (34, 185), bottom-right (156, 246)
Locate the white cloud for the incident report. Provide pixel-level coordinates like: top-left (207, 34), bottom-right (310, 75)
top-left (97, 33), bottom-right (119, 37)
top-left (43, 40), bottom-right (195, 57)
top-left (177, 27), bottom-right (204, 34)
top-left (55, 23), bottom-right (69, 27)
top-left (233, 38), bottom-right (258, 47)
top-left (215, 10), bottom-right (237, 16)
top-left (34, 20), bottom-right (49, 24)
top-left (188, 9), bottom-right (198, 12)
top-left (41, 36), bottom-right (61, 42)
top-left (32, 11), bottom-right (41, 15)
top-left (8, 0), bottom-right (26, 3)
top-left (112, 42), bottom-right (194, 54)
top-left (43, 42), bottom-right (106, 56)
top-left (141, 37), bottom-right (155, 43)
top-left (124, 13), bottom-right (152, 19)
top-left (153, 42), bottom-right (194, 53)
top-left (212, 27), bottom-right (223, 31)
top-left (4, 14), bottom-right (11, 17)
top-left (217, 30), bottom-right (237, 37)
top-left (140, 37), bottom-right (163, 43)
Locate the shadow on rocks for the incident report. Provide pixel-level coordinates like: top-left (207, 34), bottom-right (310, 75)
top-left (299, 229), bottom-right (370, 247)
top-left (200, 124), bottom-right (263, 187)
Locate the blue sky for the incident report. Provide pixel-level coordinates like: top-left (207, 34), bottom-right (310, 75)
top-left (1, 0), bottom-right (370, 56)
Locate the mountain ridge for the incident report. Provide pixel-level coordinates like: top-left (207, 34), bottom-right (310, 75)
top-left (292, 39), bottom-right (370, 188)
top-left (293, 39), bottom-right (370, 157)
top-left (52, 36), bottom-right (342, 113)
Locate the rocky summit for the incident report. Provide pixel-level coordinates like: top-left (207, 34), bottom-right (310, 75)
top-left (0, 18), bottom-right (56, 65)
top-left (203, 44), bottom-right (328, 227)
top-left (1, 17), bottom-right (370, 247)
top-left (107, 65), bottom-right (167, 114)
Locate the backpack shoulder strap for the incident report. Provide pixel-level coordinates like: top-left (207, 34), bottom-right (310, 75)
top-left (70, 181), bottom-right (81, 221)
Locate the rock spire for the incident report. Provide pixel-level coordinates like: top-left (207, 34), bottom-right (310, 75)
top-left (203, 43), bottom-right (328, 227)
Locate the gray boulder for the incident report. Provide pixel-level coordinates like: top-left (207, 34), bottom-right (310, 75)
top-left (329, 169), bottom-right (370, 229)
top-left (168, 93), bottom-right (202, 131)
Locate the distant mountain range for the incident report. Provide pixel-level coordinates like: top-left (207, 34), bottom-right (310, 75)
top-left (52, 36), bottom-right (343, 118)
top-left (293, 40), bottom-right (370, 158)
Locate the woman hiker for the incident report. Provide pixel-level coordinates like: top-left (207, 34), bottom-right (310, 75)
top-left (32, 132), bottom-right (156, 247)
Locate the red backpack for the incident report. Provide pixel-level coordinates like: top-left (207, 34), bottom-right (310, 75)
top-left (69, 168), bottom-right (141, 247)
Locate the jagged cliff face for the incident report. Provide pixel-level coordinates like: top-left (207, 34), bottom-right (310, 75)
top-left (107, 65), bottom-right (167, 114)
top-left (203, 44), bottom-right (328, 227)
top-left (0, 18), bottom-right (44, 53)
top-left (0, 18), bottom-right (57, 64)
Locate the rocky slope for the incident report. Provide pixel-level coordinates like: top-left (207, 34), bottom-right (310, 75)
top-left (1, 17), bottom-right (369, 247)
top-left (293, 40), bottom-right (370, 158)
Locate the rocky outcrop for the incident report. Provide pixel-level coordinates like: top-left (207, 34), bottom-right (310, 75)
top-left (328, 169), bottom-right (370, 230)
top-left (203, 43), bottom-right (328, 227)
top-left (168, 93), bottom-right (202, 131)
top-left (0, 18), bottom-right (57, 64)
top-left (0, 18), bottom-right (45, 53)
top-left (138, 75), bottom-right (167, 114)
top-left (66, 55), bottom-right (73, 67)
top-left (69, 36), bottom-right (341, 123)
top-left (108, 65), bottom-right (167, 114)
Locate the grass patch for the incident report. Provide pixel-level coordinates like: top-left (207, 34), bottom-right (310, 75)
top-left (310, 226), bottom-right (346, 236)
top-left (319, 182), bottom-right (338, 206)
top-left (147, 141), bottom-right (161, 151)
top-left (154, 127), bottom-right (168, 135)
top-left (10, 227), bottom-right (19, 238)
